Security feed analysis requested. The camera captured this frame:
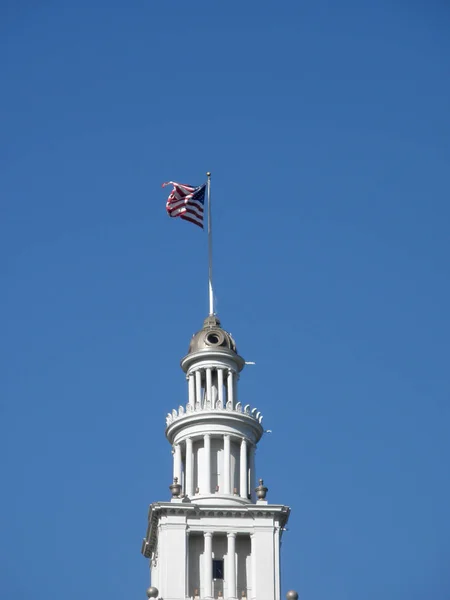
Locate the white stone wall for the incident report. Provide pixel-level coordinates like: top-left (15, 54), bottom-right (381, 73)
top-left (156, 516), bottom-right (187, 600)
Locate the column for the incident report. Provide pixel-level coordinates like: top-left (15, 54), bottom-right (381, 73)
top-left (249, 444), bottom-right (256, 501)
top-left (188, 374), bottom-right (195, 408)
top-left (154, 527), bottom-right (163, 593)
top-left (173, 443), bottom-right (182, 485)
top-left (218, 368), bottom-right (224, 405)
top-left (250, 533), bottom-right (257, 600)
top-left (240, 438), bottom-right (247, 499)
top-left (185, 437), bottom-right (193, 497)
top-left (204, 532), bottom-right (213, 599)
top-left (206, 368), bottom-right (212, 403)
top-left (227, 532), bottom-right (237, 599)
top-left (185, 530), bottom-right (190, 598)
top-left (233, 373), bottom-right (239, 405)
top-left (195, 370), bottom-right (202, 406)
top-left (227, 370), bottom-right (234, 407)
top-left (204, 433), bottom-right (211, 494)
top-left (223, 434), bottom-right (231, 494)
top-left (274, 526), bottom-right (281, 600)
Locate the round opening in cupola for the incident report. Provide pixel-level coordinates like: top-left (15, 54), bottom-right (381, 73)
top-left (206, 331), bottom-right (223, 345)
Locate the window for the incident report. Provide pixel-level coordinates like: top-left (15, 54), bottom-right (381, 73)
top-left (212, 559), bottom-right (224, 580)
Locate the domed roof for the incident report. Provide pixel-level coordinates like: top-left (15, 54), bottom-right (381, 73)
top-left (188, 315), bottom-right (238, 355)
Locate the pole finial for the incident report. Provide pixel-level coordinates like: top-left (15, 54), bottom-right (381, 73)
top-left (206, 172), bottom-right (211, 177)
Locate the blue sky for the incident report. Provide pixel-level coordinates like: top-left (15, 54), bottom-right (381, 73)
top-left (1, 1), bottom-right (450, 599)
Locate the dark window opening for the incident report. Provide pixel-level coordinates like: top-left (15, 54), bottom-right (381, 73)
top-left (207, 333), bottom-right (220, 345)
top-left (213, 559), bottom-right (224, 580)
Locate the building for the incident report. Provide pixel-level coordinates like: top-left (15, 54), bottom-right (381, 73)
top-left (141, 314), bottom-right (297, 600)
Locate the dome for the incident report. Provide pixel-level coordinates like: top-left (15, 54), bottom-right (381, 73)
top-left (188, 315), bottom-right (237, 354)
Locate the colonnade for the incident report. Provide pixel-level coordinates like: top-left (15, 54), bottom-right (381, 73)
top-left (173, 434), bottom-right (255, 498)
top-left (187, 367), bottom-right (238, 408)
top-left (200, 531), bottom-right (242, 600)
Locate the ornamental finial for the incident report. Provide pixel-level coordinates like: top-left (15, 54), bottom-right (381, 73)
top-left (255, 478), bottom-right (268, 500)
top-left (169, 477), bottom-right (182, 498)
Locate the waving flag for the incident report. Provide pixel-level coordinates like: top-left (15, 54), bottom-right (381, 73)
top-left (162, 181), bottom-right (206, 229)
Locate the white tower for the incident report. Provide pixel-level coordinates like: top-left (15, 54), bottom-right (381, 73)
top-left (142, 315), bottom-right (291, 600)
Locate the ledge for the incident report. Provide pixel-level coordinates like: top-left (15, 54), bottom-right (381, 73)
top-left (141, 501), bottom-right (290, 558)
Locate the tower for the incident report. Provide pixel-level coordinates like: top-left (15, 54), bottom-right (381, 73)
top-left (141, 315), bottom-right (291, 600)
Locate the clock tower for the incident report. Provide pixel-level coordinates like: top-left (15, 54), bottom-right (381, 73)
top-left (141, 315), bottom-right (293, 600)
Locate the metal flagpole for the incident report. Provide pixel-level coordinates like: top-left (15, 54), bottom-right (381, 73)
top-left (206, 172), bottom-right (214, 315)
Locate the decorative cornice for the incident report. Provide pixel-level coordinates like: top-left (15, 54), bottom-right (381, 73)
top-left (141, 502), bottom-right (290, 558)
top-left (166, 400), bottom-right (263, 428)
top-left (181, 348), bottom-right (245, 373)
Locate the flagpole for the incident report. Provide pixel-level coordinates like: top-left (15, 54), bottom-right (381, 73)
top-left (206, 172), bottom-right (214, 315)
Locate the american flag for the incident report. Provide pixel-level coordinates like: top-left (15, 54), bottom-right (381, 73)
top-left (162, 181), bottom-right (206, 229)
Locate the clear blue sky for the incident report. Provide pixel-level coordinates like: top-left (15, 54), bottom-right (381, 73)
top-left (1, 2), bottom-right (449, 599)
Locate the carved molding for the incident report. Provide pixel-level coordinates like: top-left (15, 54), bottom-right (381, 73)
top-left (165, 399), bottom-right (264, 426)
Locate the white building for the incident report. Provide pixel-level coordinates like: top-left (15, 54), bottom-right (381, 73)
top-left (141, 315), bottom-right (296, 600)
